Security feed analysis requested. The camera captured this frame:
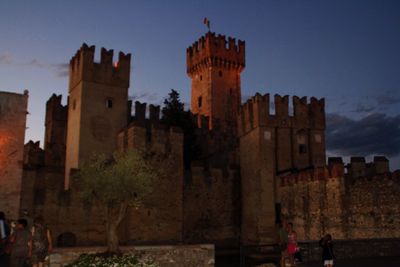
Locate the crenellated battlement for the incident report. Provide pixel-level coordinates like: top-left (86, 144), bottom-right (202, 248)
top-left (118, 101), bottom-right (183, 154)
top-left (347, 156), bottom-right (390, 177)
top-left (129, 101), bottom-right (162, 125)
top-left (69, 43), bottom-right (131, 90)
top-left (238, 93), bottom-right (325, 136)
top-left (45, 94), bottom-right (67, 124)
top-left (186, 32), bottom-right (245, 76)
top-left (23, 141), bottom-right (44, 168)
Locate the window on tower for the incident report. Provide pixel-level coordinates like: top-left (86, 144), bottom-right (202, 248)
top-left (106, 99), bottom-right (113, 109)
top-left (200, 75), bottom-right (202, 81)
top-left (219, 70), bottom-right (223, 77)
top-left (299, 144), bottom-right (307, 154)
top-left (198, 96), bottom-right (202, 108)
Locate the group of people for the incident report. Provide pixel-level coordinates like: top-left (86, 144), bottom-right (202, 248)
top-left (0, 211), bottom-right (53, 267)
top-left (279, 221), bottom-right (335, 267)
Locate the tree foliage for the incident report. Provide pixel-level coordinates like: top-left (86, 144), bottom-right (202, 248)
top-left (161, 89), bottom-right (198, 169)
top-left (75, 149), bottom-right (158, 252)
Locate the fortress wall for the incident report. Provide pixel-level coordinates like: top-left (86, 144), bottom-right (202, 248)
top-left (346, 172), bottom-right (400, 239)
top-left (183, 162), bottom-right (240, 246)
top-left (280, 160), bottom-right (400, 241)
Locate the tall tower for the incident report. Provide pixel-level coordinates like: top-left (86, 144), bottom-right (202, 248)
top-left (64, 44), bottom-right (131, 189)
top-left (0, 90), bottom-right (28, 219)
top-left (187, 32), bottom-right (245, 130)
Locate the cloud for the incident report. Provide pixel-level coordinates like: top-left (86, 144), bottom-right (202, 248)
top-left (27, 59), bottom-right (69, 78)
top-left (0, 54), bottom-right (68, 78)
top-left (52, 63), bottom-right (69, 77)
top-left (129, 91), bottom-right (159, 102)
top-left (0, 53), bottom-right (13, 64)
top-left (351, 103), bottom-right (375, 113)
top-left (375, 94), bottom-right (400, 106)
top-left (326, 113), bottom-right (400, 157)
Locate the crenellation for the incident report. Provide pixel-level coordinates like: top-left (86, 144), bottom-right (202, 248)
top-left (293, 96), bottom-right (309, 128)
top-left (134, 101), bottom-right (147, 122)
top-left (274, 94), bottom-right (289, 122)
top-left (149, 104), bottom-right (160, 122)
top-left (374, 156), bottom-right (389, 174)
top-left (328, 157), bottom-right (345, 177)
top-left (44, 94), bottom-right (67, 167)
top-left (349, 157), bottom-right (366, 178)
top-left (69, 43), bottom-right (131, 90)
top-left (309, 97), bottom-right (325, 129)
top-left (23, 141), bottom-right (44, 168)
top-left (100, 47), bottom-right (113, 66)
top-left (187, 32), bottom-right (245, 76)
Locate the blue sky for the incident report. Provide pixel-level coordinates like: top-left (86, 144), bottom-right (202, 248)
top-left (0, 0), bottom-right (399, 170)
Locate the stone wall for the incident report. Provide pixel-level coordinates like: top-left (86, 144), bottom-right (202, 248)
top-left (299, 238), bottom-right (400, 262)
top-left (280, 164), bottom-right (400, 241)
top-left (183, 163), bottom-right (240, 247)
top-left (49, 244), bottom-right (214, 267)
top-left (0, 90), bottom-right (28, 219)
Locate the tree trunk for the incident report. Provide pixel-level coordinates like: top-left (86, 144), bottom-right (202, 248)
top-left (106, 201), bottom-right (128, 253)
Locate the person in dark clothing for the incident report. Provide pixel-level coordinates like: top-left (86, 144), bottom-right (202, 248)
top-left (0, 211), bottom-right (11, 266)
top-left (10, 219), bottom-right (32, 267)
top-left (319, 234), bottom-right (334, 267)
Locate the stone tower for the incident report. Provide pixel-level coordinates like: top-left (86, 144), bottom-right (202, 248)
top-left (238, 93), bottom-right (326, 245)
top-left (44, 94), bottom-right (67, 168)
top-left (187, 32), bottom-right (245, 130)
top-left (64, 44), bottom-right (131, 189)
top-left (0, 90), bottom-right (28, 219)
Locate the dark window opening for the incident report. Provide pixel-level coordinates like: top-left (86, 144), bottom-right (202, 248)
top-left (106, 99), bottom-right (113, 109)
top-left (275, 203), bottom-right (282, 224)
top-left (219, 70), bottom-right (223, 77)
top-left (229, 88), bottom-right (233, 95)
top-left (198, 96), bottom-right (202, 108)
top-left (72, 99), bottom-right (76, 110)
top-left (200, 75), bottom-right (202, 81)
top-left (299, 144), bottom-right (307, 154)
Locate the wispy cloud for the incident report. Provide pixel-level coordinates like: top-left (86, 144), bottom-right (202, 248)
top-left (375, 94), bottom-right (400, 106)
top-left (27, 59), bottom-right (69, 78)
top-left (351, 103), bottom-right (375, 113)
top-left (129, 91), bottom-right (159, 102)
top-left (326, 113), bottom-right (400, 157)
top-left (0, 53), bottom-right (13, 64)
top-left (0, 53), bottom-right (68, 78)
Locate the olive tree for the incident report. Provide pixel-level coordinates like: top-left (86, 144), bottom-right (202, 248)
top-left (75, 149), bottom-right (158, 252)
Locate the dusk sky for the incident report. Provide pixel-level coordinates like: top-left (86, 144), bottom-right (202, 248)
top-left (1, 0), bottom-right (399, 170)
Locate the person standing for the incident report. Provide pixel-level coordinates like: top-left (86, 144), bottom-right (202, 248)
top-left (9, 219), bottom-right (32, 267)
top-left (286, 222), bottom-right (297, 266)
top-left (319, 234), bottom-right (334, 267)
top-left (278, 221), bottom-right (288, 267)
top-left (31, 216), bottom-right (53, 267)
top-left (0, 211), bottom-right (11, 266)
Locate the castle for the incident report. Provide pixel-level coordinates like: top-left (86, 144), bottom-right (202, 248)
top-left (0, 31), bottom-right (399, 251)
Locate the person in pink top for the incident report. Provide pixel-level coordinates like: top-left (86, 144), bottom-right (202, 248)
top-left (287, 222), bottom-right (297, 266)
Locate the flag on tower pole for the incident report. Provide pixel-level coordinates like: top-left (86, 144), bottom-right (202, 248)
top-left (203, 17), bottom-right (210, 31)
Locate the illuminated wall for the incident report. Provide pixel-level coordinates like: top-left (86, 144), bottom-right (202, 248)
top-left (0, 90), bottom-right (28, 219)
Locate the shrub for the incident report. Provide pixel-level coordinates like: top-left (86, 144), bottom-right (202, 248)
top-left (65, 253), bottom-right (158, 267)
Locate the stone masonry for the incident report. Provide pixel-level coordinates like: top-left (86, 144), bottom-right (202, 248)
top-left (0, 90), bottom-right (28, 219)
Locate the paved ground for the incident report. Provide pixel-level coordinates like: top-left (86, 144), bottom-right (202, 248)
top-left (302, 257), bottom-right (400, 267)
